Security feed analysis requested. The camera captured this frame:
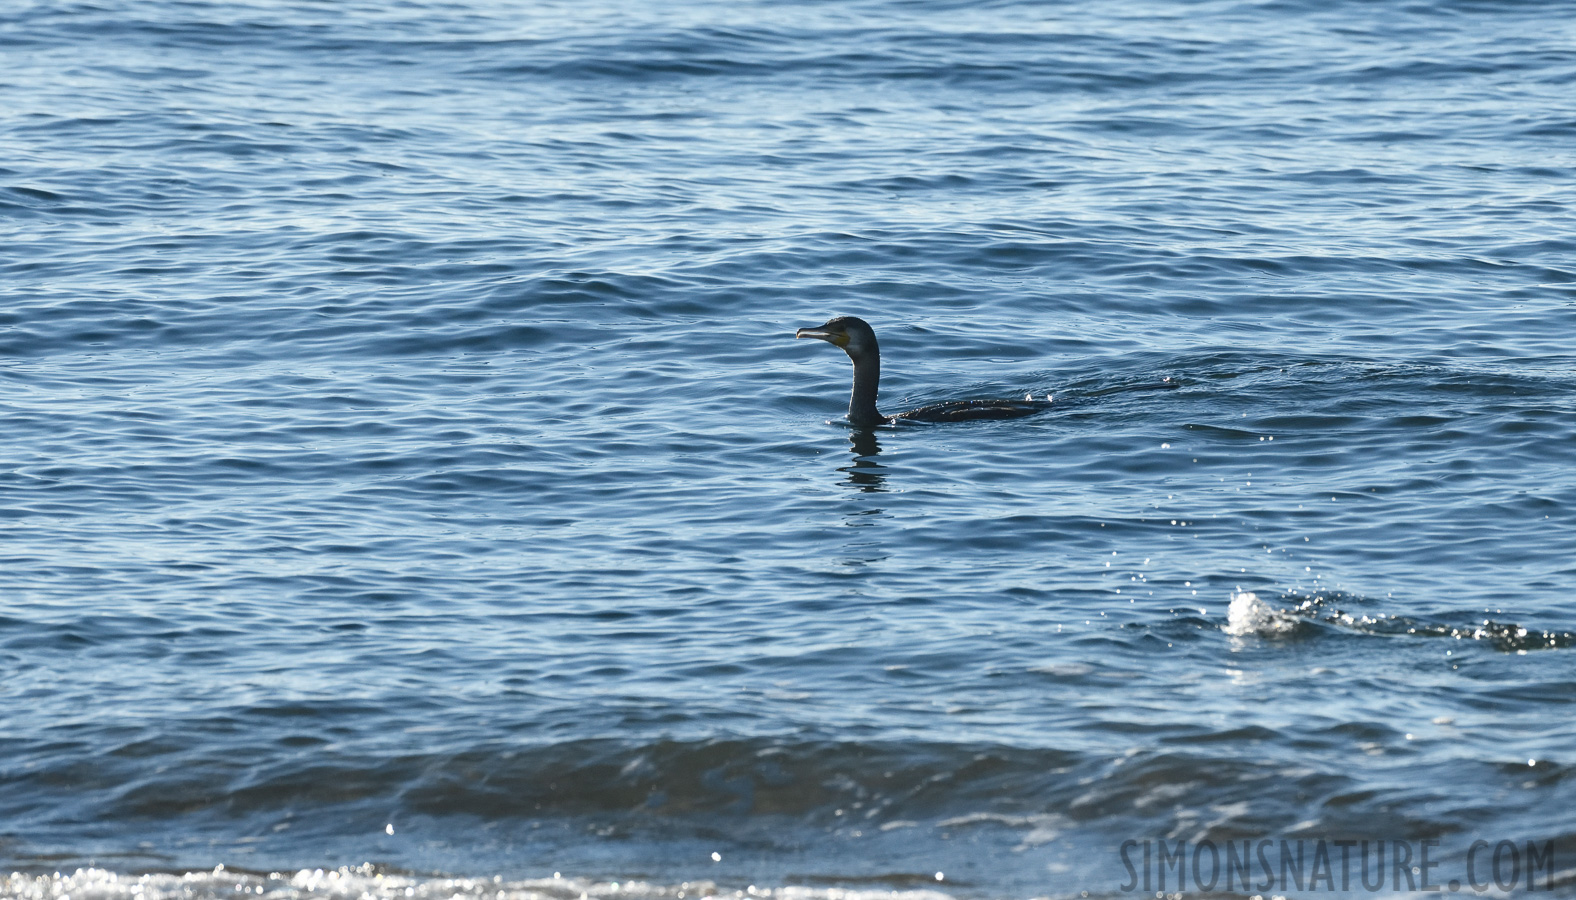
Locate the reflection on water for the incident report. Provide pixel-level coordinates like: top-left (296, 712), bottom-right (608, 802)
top-left (840, 429), bottom-right (887, 492)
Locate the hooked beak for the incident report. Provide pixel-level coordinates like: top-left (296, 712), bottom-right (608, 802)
top-left (796, 326), bottom-right (849, 347)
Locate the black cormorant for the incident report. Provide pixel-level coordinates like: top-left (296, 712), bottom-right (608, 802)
top-left (796, 316), bottom-right (1052, 427)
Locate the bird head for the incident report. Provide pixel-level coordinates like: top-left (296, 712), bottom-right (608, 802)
top-left (795, 316), bottom-right (878, 358)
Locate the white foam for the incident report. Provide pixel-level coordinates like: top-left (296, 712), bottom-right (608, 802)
top-left (0, 868), bottom-right (958, 900)
top-left (1223, 591), bottom-right (1299, 637)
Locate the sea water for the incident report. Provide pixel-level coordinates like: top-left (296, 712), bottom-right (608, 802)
top-left (3, 1), bottom-right (1575, 897)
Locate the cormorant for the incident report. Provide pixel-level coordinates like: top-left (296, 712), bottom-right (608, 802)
top-left (796, 316), bottom-right (1052, 427)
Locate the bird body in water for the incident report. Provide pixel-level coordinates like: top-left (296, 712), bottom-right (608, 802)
top-left (796, 316), bottom-right (1052, 427)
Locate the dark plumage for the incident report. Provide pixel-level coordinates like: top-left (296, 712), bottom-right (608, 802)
top-left (795, 316), bottom-right (1051, 427)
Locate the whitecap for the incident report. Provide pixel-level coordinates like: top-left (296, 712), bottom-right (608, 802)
top-left (1223, 591), bottom-right (1300, 637)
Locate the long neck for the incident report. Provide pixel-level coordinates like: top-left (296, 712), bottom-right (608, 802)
top-left (847, 349), bottom-right (884, 427)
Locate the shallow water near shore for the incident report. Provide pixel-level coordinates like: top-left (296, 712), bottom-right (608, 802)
top-left (4, 0), bottom-right (1576, 897)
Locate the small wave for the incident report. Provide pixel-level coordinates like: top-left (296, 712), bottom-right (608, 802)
top-left (1223, 591), bottom-right (1302, 637)
top-left (1223, 591), bottom-right (1575, 651)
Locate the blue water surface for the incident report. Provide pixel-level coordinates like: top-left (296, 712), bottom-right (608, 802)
top-left (3, 1), bottom-right (1576, 897)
